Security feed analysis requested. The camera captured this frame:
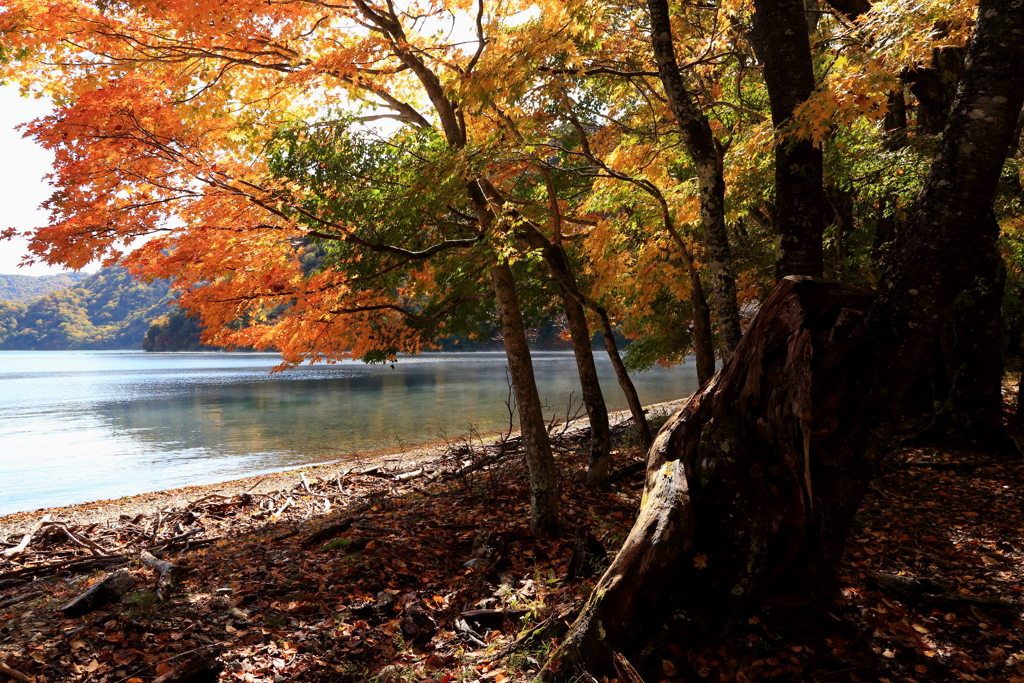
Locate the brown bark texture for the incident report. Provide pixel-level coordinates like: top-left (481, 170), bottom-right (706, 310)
top-left (559, 284), bottom-right (614, 490)
top-left (490, 262), bottom-right (561, 539)
top-left (751, 0), bottom-right (826, 281)
top-left (517, 220), bottom-right (654, 455)
top-left (541, 0), bottom-right (1024, 676)
top-left (542, 277), bottom-right (878, 678)
top-left (647, 0), bottom-right (743, 355)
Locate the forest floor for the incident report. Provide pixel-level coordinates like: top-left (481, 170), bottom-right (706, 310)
top-left (1, 389), bottom-right (1023, 683)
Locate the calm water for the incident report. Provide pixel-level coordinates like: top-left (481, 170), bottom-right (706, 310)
top-left (0, 350), bottom-right (699, 515)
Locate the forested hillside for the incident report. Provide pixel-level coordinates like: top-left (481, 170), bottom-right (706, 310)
top-left (0, 267), bottom-right (172, 349)
top-left (0, 272), bottom-right (89, 302)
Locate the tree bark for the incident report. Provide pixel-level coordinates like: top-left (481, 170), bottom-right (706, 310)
top-left (559, 284), bottom-right (613, 490)
top-left (491, 261), bottom-right (561, 539)
top-left (541, 167), bottom-right (613, 489)
top-left (912, 214), bottom-right (1010, 449)
top-left (909, 48), bottom-right (967, 136)
top-left (750, 0), bottom-right (826, 281)
top-left (515, 219), bottom-right (655, 455)
top-left (541, 0), bottom-right (1024, 675)
top-left (647, 0), bottom-right (743, 356)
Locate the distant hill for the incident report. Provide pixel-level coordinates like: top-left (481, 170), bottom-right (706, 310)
top-left (0, 267), bottom-right (174, 350)
top-left (0, 272), bottom-right (90, 302)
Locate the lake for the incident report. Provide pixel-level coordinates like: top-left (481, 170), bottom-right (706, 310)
top-left (0, 350), bottom-right (700, 516)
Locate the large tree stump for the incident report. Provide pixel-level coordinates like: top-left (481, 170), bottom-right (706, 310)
top-left (543, 277), bottom-right (878, 678)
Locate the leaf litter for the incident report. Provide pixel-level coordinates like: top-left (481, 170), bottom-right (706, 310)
top-left (0, 401), bottom-right (1022, 683)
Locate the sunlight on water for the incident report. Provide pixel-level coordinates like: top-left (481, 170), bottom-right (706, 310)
top-left (0, 350), bottom-right (700, 515)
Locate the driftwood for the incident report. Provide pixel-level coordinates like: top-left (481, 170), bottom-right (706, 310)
top-left (140, 550), bottom-right (184, 600)
top-left (304, 516), bottom-right (361, 545)
top-left (61, 569), bottom-right (137, 617)
top-left (2, 514), bottom-right (52, 558)
top-left (393, 468), bottom-right (425, 483)
top-left (461, 608), bottom-right (529, 632)
top-left (0, 555), bottom-right (131, 582)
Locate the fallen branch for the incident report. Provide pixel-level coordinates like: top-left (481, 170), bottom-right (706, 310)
top-left (1, 514), bottom-right (52, 558)
top-left (0, 662), bottom-right (32, 683)
top-left (0, 555), bottom-right (131, 582)
top-left (0, 590), bottom-right (45, 610)
top-left (140, 550), bottom-right (184, 600)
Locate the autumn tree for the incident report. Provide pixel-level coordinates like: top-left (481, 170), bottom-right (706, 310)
top-left (1, 0), bottom-right (621, 537)
top-left (544, 0), bottom-right (1024, 675)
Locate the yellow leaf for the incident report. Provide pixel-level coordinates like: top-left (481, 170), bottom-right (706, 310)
top-left (693, 553), bottom-right (708, 569)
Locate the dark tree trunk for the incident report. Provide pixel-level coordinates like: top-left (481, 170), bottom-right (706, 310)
top-left (490, 262), bottom-right (561, 539)
top-left (648, 0), bottom-right (743, 356)
top-left (559, 282), bottom-right (613, 490)
top-left (909, 48), bottom-right (967, 136)
top-left (542, 0), bottom-right (1024, 675)
top-left (884, 87), bottom-right (909, 149)
top-left (539, 168), bottom-right (613, 490)
top-left (751, 0), bottom-right (826, 281)
top-left (543, 277), bottom-right (879, 678)
top-left (914, 220), bottom-right (1010, 449)
top-left (678, 254), bottom-right (717, 386)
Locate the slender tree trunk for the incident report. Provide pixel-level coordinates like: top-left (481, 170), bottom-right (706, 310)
top-left (676, 251), bottom-right (716, 385)
top-left (596, 310), bottom-right (653, 454)
top-left (540, 167), bottom-right (613, 489)
top-left (751, 0), bottom-right (825, 281)
top-left (490, 262), bottom-right (561, 539)
top-left (647, 0), bottom-right (742, 355)
top-left (559, 285), bottom-right (613, 490)
top-left (516, 219), bottom-right (656, 455)
top-left (542, 1), bottom-right (1024, 675)
top-left (884, 87), bottom-right (909, 150)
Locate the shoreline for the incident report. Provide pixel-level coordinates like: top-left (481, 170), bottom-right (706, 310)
top-left (0, 399), bottom-right (684, 538)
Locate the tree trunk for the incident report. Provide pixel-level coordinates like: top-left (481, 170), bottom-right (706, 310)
top-left (543, 277), bottom-right (878, 678)
top-left (647, 0), bottom-right (743, 356)
top-left (559, 284), bottom-right (613, 491)
top-left (909, 47), bottom-right (967, 136)
top-left (679, 255), bottom-right (717, 386)
top-left (517, 220), bottom-right (655, 456)
top-left (596, 309), bottom-right (654, 455)
top-left (490, 261), bottom-right (561, 539)
top-left (884, 87), bottom-right (909, 150)
top-left (916, 219), bottom-right (1010, 450)
top-left (542, 0), bottom-right (1024, 675)
top-left (751, 0), bottom-right (826, 281)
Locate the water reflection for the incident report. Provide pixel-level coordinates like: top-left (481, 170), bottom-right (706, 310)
top-left (0, 351), bottom-right (699, 515)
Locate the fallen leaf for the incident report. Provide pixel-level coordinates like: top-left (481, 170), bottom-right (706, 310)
top-left (694, 554), bottom-right (708, 569)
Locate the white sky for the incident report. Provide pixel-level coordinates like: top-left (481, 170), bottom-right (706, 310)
top-left (0, 84), bottom-right (72, 275)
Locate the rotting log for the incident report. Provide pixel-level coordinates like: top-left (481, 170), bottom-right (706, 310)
top-left (62, 569), bottom-right (137, 617)
top-left (542, 276), bottom-right (878, 678)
